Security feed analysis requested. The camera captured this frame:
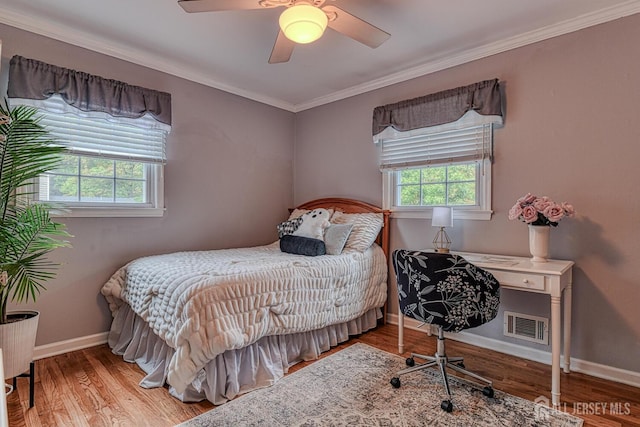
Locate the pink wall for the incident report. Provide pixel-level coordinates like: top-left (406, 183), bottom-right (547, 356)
top-left (2, 12), bottom-right (639, 375)
top-left (294, 15), bottom-right (640, 372)
top-left (0, 24), bottom-right (295, 346)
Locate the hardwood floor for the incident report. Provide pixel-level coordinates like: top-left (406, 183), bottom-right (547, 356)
top-left (6, 324), bottom-right (640, 426)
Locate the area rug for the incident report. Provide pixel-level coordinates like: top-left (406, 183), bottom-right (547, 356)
top-left (178, 343), bottom-right (583, 426)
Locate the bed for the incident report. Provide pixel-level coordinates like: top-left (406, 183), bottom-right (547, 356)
top-left (100, 198), bottom-right (390, 405)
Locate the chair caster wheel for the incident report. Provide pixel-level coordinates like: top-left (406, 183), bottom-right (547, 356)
top-left (441, 400), bottom-right (453, 412)
top-left (405, 357), bottom-right (415, 367)
top-left (482, 386), bottom-right (494, 398)
top-left (390, 377), bottom-right (401, 388)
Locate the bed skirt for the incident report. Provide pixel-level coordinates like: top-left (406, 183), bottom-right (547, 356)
top-left (108, 304), bottom-right (382, 405)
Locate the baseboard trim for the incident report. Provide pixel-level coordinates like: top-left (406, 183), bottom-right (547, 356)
top-left (32, 321), bottom-right (640, 390)
top-left (33, 332), bottom-right (109, 360)
top-left (387, 314), bottom-right (640, 389)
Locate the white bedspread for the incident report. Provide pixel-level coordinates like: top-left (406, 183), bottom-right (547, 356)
top-left (101, 243), bottom-right (387, 394)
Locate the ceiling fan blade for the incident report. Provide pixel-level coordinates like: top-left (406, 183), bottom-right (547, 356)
top-left (178, 0), bottom-right (262, 13)
top-left (322, 5), bottom-right (390, 48)
top-left (269, 31), bottom-right (295, 64)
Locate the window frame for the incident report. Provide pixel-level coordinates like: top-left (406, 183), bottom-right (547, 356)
top-left (39, 161), bottom-right (165, 218)
top-left (379, 120), bottom-right (495, 221)
top-left (13, 96), bottom-right (167, 218)
top-left (382, 160), bottom-right (492, 220)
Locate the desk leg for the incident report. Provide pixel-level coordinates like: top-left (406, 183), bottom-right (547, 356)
top-left (551, 295), bottom-right (562, 407)
top-left (398, 313), bottom-right (404, 353)
top-left (563, 284), bottom-right (572, 373)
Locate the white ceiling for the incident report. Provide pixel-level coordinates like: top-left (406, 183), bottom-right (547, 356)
top-left (0, 0), bottom-right (639, 112)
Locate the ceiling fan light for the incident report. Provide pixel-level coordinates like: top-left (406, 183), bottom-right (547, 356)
top-left (279, 4), bottom-right (328, 44)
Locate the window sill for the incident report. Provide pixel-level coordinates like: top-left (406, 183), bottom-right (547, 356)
top-left (391, 209), bottom-right (493, 221)
top-left (50, 206), bottom-right (165, 218)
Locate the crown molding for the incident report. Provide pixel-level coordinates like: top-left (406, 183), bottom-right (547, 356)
top-left (0, 1), bottom-right (639, 113)
top-left (0, 7), bottom-right (297, 112)
top-left (293, 0), bottom-right (640, 111)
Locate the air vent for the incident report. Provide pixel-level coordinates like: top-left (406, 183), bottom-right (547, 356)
top-left (504, 311), bottom-right (548, 345)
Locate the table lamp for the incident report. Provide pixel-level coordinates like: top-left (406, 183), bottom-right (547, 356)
top-left (432, 206), bottom-right (453, 253)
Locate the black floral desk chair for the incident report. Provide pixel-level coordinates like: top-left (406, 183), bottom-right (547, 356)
top-left (390, 250), bottom-right (500, 412)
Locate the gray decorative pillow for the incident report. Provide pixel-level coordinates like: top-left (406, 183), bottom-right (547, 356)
top-left (324, 223), bottom-right (354, 255)
top-left (280, 235), bottom-right (326, 256)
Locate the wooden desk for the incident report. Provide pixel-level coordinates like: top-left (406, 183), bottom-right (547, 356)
top-left (397, 251), bottom-right (574, 407)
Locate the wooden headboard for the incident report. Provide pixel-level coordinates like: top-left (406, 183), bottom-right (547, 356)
top-left (293, 197), bottom-right (391, 259)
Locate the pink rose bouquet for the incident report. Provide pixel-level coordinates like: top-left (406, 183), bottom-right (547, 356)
top-left (508, 193), bottom-right (575, 227)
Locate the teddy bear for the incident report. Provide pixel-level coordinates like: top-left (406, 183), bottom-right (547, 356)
top-left (277, 208), bottom-right (332, 240)
top-left (292, 208), bottom-right (331, 240)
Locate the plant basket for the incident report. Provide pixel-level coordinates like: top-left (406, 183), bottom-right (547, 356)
top-left (0, 311), bottom-right (39, 379)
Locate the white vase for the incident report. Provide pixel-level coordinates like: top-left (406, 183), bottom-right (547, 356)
top-left (528, 225), bottom-right (550, 263)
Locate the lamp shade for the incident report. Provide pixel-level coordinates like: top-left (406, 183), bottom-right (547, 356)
top-left (432, 207), bottom-right (453, 227)
top-left (279, 4), bottom-right (328, 44)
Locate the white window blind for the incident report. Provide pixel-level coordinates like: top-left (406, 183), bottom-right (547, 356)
top-left (380, 124), bottom-right (492, 171)
top-left (12, 95), bottom-right (167, 164)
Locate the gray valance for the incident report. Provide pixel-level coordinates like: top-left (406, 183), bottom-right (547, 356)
top-left (372, 79), bottom-right (502, 137)
top-left (8, 55), bottom-right (172, 127)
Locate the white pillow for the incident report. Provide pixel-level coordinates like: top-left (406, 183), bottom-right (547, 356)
top-left (330, 211), bottom-right (383, 252)
top-left (324, 223), bottom-right (353, 255)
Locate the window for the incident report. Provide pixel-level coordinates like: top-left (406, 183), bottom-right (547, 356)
top-left (17, 95), bottom-right (166, 217)
top-left (372, 79), bottom-right (503, 221)
top-left (395, 163), bottom-right (479, 206)
top-left (7, 55), bottom-right (172, 218)
top-left (40, 155), bottom-right (155, 205)
top-left (380, 122), bottom-right (494, 220)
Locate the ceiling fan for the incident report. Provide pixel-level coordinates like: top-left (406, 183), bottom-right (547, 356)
top-left (178, 0), bottom-right (391, 64)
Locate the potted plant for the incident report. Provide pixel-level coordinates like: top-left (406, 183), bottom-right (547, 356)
top-left (0, 101), bottom-right (70, 383)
